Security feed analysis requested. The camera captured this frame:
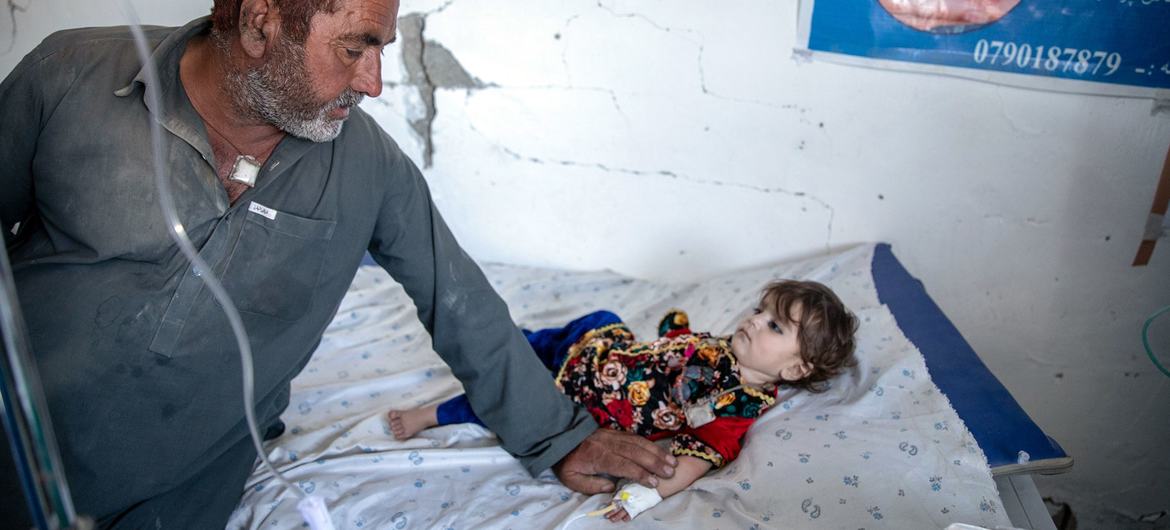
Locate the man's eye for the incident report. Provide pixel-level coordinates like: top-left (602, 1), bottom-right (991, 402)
top-left (346, 48), bottom-right (363, 59)
top-left (768, 321), bottom-right (783, 333)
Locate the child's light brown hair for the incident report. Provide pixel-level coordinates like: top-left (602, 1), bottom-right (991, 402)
top-left (760, 280), bottom-right (858, 393)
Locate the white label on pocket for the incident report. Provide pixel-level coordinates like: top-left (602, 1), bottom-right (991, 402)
top-left (248, 201), bottom-right (278, 220)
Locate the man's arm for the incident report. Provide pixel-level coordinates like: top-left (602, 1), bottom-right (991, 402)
top-left (0, 41), bottom-right (53, 244)
top-left (365, 137), bottom-right (674, 487)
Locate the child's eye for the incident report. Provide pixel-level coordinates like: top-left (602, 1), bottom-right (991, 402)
top-left (752, 307), bottom-right (762, 315)
top-left (768, 321), bottom-right (783, 334)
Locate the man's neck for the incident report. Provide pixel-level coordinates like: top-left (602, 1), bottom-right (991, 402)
top-left (180, 35), bottom-right (286, 204)
top-left (180, 35), bottom-right (285, 158)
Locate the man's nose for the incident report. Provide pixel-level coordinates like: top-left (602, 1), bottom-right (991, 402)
top-left (352, 52), bottom-right (383, 98)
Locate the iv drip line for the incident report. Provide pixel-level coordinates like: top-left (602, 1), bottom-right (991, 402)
top-left (120, 3), bottom-right (334, 528)
top-left (1143, 304), bottom-right (1170, 378)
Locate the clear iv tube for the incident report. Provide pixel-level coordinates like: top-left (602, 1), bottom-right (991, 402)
top-left (119, 2), bottom-right (305, 502)
top-left (0, 228), bottom-right (85, 528)
top-left (1143, 304), bottom-right (1170, 378)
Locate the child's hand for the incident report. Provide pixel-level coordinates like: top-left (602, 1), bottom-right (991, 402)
top-left (612, 483), bottom-right (662, 520)
top-left (605, 506), bottom-right (631, 523)
top-left (607, 455), bottom-right (710, 522)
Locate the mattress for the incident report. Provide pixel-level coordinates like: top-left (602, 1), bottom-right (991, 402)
top-left (228, 243), bottom-right (1029, 529)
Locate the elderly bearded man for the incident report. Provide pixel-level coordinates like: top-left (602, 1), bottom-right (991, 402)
top-left (0, 0), bottom-right (676, 527)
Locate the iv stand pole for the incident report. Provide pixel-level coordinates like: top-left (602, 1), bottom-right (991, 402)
top-left (0, 239), bottom-right (92, 530)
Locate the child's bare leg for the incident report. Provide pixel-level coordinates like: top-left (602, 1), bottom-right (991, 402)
top-left (387, 404), bottom-right (439, 440)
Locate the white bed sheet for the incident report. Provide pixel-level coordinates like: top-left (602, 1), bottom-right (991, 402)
top-left (228, 244), bottom-right (1011, 529)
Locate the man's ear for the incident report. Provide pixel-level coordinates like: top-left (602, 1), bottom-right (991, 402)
top-left (238, 0), bottom-right (280, 59)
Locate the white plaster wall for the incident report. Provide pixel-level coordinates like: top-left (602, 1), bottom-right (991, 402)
top-left (3, 0), bottom-right (1169, 526)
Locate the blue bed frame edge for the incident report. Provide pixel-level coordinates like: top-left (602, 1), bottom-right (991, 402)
top-left (872, 243), bottom-right (1071, 475)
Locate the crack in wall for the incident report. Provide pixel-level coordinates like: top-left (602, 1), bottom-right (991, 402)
top-left (993, 87), bottom-right (1044, 136)
top-left (392, 1), bottom-right (830, 249)
top-left (418, 0), bottom-right (456, 17)
top-left (982, 214), bottom-right (1051, 226)
top-left (567, 85), bottom-right (625, 115)
top-left (397, 14), bottom-right (434, 166)
top-left (557, 14), bottom-right (582, 85)
top-left (468, 122), bottom-right (835, 251)
top-left (594, 1), bottom-right (677, 34)
top-left (5, 0), bottom-right (29, 53)
top-left (551, 13), bottom-right (628, 118)
top-left (396, 6), bottom-right (637, 166)
top-left (396, 10), bottom-right (486, 167)
top-left (394, 1), bottom-right (814, 167)
top-left (593, 0), bottom-right (809, 115)
top-left (490, 83), bottom-right (627, 116)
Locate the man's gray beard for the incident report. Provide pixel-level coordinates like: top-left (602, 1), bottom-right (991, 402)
top-left (227, 38), bottom-right (364, 143)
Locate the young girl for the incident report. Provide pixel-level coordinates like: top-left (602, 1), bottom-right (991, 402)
top-left (388, 280), bottom-right (858, 521)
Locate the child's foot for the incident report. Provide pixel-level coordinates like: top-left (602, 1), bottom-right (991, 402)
top-left (387, 405), bottom-right (439, 440)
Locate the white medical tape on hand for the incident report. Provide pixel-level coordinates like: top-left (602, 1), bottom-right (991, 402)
top-left (614, 483), bottom-right (663, 519)
top-left (297, 495), bottom-right (336, 530)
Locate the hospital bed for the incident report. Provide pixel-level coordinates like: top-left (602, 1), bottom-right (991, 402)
top-left (227, 243), bottom-right (1070, 529)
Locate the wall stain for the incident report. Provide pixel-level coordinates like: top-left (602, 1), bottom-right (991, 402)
top-left (4, 0), bottom-right (30, 54)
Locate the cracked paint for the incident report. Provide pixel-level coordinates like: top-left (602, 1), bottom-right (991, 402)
top-left (395, 1), bottom-right (834, 250)
top-left (5, 0), bottom-right (30, 53)
top-left (469, 121), bottom-right (836, 252)
top-left (993, 87), bottom-right (1044, 136)
top-left (393, 11), bottom-right (486, 167)
top-left (592, 0), bottom-right (809, 114)
top-left (393, 0), bottom-right (817, 169)
top-left (557, 14), bottom-right (582, 84)
top-left (396, 14), bottom-right (435, 166)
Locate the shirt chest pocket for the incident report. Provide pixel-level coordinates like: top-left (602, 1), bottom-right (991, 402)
top-left (221, 207), bottom-right (336, 321)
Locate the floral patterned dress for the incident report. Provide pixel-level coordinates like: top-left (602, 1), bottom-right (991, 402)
top-left (554, 311), bottom-right (778, 467)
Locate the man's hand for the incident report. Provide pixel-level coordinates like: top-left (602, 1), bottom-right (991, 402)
top-left (552, 429), bottom-right (677, 494)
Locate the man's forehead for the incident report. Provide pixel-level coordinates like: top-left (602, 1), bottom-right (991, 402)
top-left (317, 0), bottom-right (399, 44)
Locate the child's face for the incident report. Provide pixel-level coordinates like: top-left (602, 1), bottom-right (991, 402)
top-left (730, 304), bottom-right (812, 386)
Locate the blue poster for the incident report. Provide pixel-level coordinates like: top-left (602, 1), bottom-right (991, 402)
top-left (800, 0), bottom-right (1170, 96)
